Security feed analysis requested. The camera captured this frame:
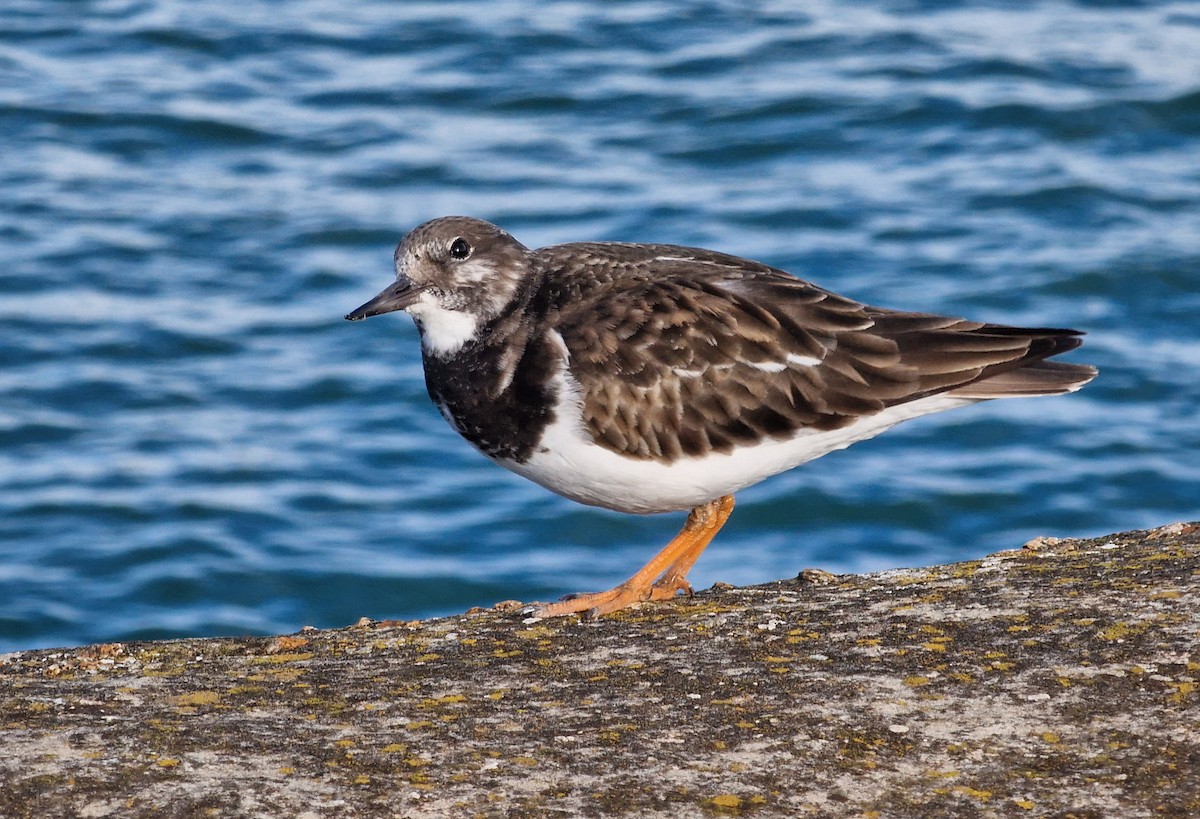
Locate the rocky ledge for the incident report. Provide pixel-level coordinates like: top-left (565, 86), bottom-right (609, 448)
top-left (2, 522), bottom-right (1198, 818)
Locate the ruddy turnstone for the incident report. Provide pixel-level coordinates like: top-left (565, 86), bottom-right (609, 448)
top-left (346, 216), bottom-right (1096, 618)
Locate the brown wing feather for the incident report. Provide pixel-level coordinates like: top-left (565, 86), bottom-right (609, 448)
top-left (548, 247), bottom-right (1094, 463)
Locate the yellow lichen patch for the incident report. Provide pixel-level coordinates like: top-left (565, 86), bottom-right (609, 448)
top-left (404, 720), bottom-right (434, 730)
top-left (155, 758), bottom-right (180, 768)
top-left (1040, 732), bottom-right (1061, 744)
top-left (948, 672), bottom-right (974, 684)
top-left (414, 653), bottom-right (441, 663)
top-left (1149, 589), bottom-right (1181, 600)
top-left (925, 769), bottom-right (960, 779)
top-left (763, 656), bottom-right (792, 663)
top-left (487, 690), bottom-right (505, 700)
top-left (510, 756), bottom-right (538, 767)
top-left (381, 743), bottom-right (406, 753)
top-left (353, 775), bottom-right (370, 785)
top-left (708, 793), bottom-right (742, 809)
top-left (952, 785), bottom-right (992, 802)
top-left (173, 690), bottom-right (221, 707)
top-left (1168, 682), bottom-right (1196, 704)
top-left (946, 561), bottom-right (982, 579)
top-left (921, 642), bottom-right (947, 653)
top-left (419, 693), bottom-right (467, 708)
top-left (857, 638), bottom-right (882, 647)
top-left (904, 676), bottom-right (930, 687)
top-left (1013, 798), bottom-right (1035, 810)
top-left (1096, 621), bottom-right (1149, 642)
top-left (334, 739), bottom-right (355, 748)
top-left (278, 767), bottom-right (295, 775)
top-left (255, 652), bottom-right (314, 665)
top-left (515, 626), bottom-right (555, 640)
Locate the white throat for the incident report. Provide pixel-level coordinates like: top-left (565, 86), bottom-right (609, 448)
top-left (407, 298), bottom-right (479, 357)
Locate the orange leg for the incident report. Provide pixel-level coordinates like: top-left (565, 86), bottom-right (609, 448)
top-left (535, 495), bottom-right (736, 618)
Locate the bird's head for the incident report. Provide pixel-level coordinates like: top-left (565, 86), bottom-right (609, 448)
top-left (345, 216), bottom-right (532, 356)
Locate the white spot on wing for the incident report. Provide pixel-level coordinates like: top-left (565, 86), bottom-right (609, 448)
top-left (742, 354), bottom-right (822, 373)
top-left (654, 254), bottom-right (740, 269)
top-left (787, 353), bottom-right (823, 367)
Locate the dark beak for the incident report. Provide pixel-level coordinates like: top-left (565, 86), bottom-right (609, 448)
top-left (344, 275), bottom-right (425, 321)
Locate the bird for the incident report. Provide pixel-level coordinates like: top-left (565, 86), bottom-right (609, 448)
top-left (345, 216), bottom-right (1096, 618)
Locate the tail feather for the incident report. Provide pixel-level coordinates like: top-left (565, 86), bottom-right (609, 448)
top-left (878, 317), bottom-right (1097, 402)
top-left (949, 359), bottom-right (1098, 399)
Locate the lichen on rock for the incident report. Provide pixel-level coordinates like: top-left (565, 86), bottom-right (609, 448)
top-left (2, 522), bottom-right (1198, 818)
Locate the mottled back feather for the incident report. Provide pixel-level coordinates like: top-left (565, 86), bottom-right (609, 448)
top-left (535, 243), bottom-right (1095, 462)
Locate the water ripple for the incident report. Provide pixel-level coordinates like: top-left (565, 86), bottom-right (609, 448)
top-left (1, 0), bottom-right (1197, 651)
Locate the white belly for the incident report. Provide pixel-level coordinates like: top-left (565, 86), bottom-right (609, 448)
top-left (496, 372), bottom-right (977, 515)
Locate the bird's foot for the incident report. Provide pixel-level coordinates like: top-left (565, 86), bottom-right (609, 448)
top-left (532, 495), bottom-right (735, 619)
top-left (648, 573), bottom-right (694, 600)
top-left (532, 574), bottom-right (695, 619)
top-left (533, 583), bottom-right (650, 619)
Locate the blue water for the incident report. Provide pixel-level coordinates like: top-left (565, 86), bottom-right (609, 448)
top-left (2, 1), bottom-right (1198, 652)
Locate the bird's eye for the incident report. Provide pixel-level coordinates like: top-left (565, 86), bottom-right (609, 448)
top-left (449, 238), bottom-right (472, 259)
